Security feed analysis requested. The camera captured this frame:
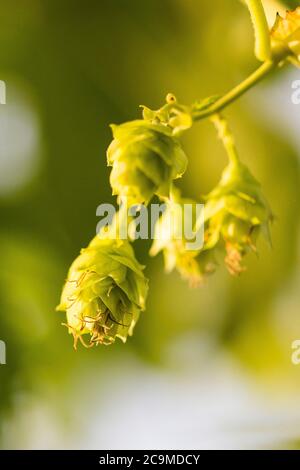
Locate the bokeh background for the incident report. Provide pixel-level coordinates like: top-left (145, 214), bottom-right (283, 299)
top-left (0, 0), bottom-right (300, 449)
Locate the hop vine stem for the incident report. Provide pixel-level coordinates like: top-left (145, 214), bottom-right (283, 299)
top-left (192, 0), bottom-right (291, 122)
top-left (192, 60), bottom-right (277, 121)
top-left (211, 114), bottom-right (239, 165)
top-left (245, 0), bottom-right (271, 62)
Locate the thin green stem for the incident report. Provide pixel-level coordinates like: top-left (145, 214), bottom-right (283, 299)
top-left (211, 114), bottom-right (239, 165)
top-left (245, 0), bottom-right (271, 62)
top-left (193, 60), bottom-right (276, 121)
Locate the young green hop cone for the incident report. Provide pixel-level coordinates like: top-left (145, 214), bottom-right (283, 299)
top-left (57, 233), bottom-right (148, 348)
top-left (150, 191), bottom-right (216, 287)
top-left (204, 160), bottom-right (273, 276)
top-left (271, 7), bottom-right (300, 66)
top-left (107, 120), bottom-right (187, 205)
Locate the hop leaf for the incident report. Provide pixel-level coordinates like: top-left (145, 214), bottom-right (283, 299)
top-left (271, 7), bottom-right (300, 66)
top-left (204, 160), bottom-right (273, 275)
top-left (107, 120), bottom-right (187, 205)
top-left (150, 190), bottom-right (216, 286)
top-left (57, 233), bottom-right (148, 348)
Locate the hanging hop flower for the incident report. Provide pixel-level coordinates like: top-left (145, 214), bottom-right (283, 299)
top-left (150, 190), bottom-right (216, 287)
top-left (271, 7), bottom-right (300, 66)
top-left (57, 232), bottom-right (148, 348)
top-left (204, 160), bottom-right (273, 276)
top-left (107, 120), bottom-right (187, 205)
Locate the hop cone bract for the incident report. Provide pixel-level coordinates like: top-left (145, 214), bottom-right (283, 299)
top-left (150, 192), bottom-right (216, 286)
top-left (204, 160), bottom-right (272, 275)
top-left (107, 120), bottom-right (187, 205)
top-left (271, 7), bottom-right (300, 66)
top-left (57, 234), bottom-right (148, 348)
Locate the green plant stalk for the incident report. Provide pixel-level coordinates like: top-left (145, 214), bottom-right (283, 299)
top-left (191, 1), bottom-right (293, 123)
top-left (210, 114), bottom-right (239, 165)
top-left (245, 0), bottom-right (271, 62)
top-left (193, 60), bottom-right (276, 121)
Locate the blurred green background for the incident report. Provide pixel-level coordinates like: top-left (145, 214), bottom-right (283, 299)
top-left (0, 0), bottom-right (300, 449)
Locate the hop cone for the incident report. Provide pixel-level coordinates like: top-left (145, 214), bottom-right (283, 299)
top-left (107, 120), bottom-right (187, 205)
top-left (271, 7), bottom-right (300, 66)
top-left (150, 192), bottom-right (216, 286)
top-left (57, 234), bottom-right (148, 348)
top-left (204, 160), bottom-right (272, 275)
